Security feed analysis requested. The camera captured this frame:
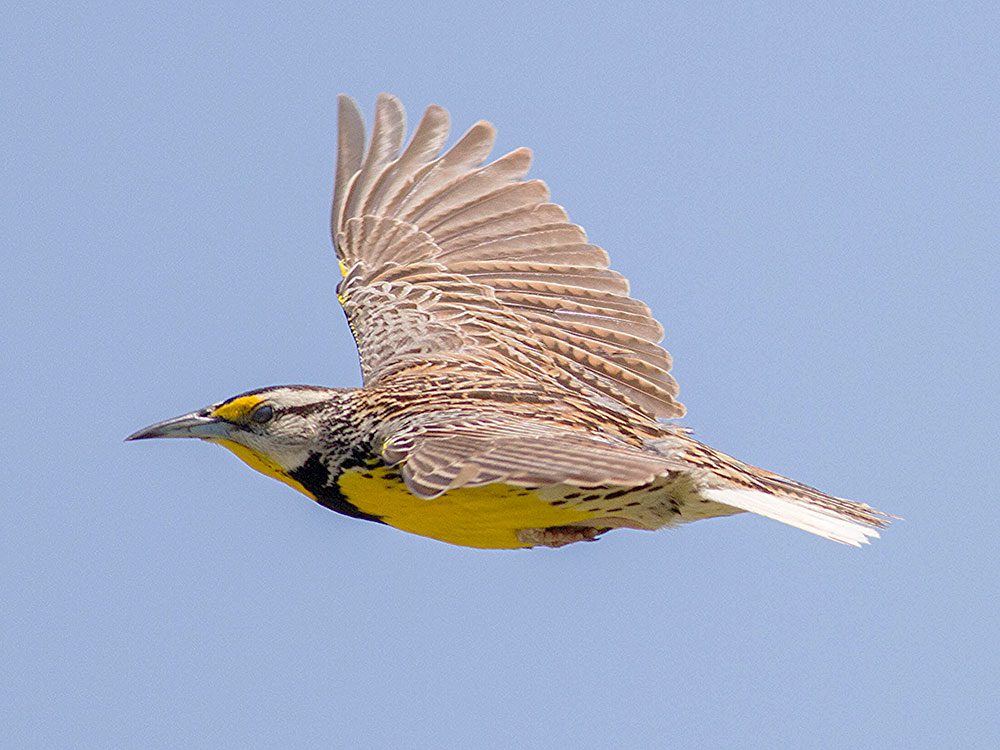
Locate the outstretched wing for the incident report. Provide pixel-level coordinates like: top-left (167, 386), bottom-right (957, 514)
top-left (331, 93), bottom-right (684, 419)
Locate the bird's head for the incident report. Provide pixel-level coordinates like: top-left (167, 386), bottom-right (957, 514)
top-left (127, 385), bottom-right (350, 495)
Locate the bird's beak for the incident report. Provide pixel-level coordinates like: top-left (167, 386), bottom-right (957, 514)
top-left (126, 410), bottom-right (232, 441)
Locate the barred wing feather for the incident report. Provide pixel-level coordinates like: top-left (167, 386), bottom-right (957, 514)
top-left (331, 93), bottom-right (684, 420)
top-left (377, 415), bottom-right (674, 498)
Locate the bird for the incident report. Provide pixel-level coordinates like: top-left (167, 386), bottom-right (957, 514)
top-left (127, 93), bottom-right (891, 550)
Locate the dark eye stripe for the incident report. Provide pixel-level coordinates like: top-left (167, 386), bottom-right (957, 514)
top-left (251, 404), bottom-right (274, 423)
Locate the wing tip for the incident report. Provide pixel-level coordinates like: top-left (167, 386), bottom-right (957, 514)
top-left (338, 93), bottom-right (364, 123)
top-left (469, 119), bottom-right (498, 143)
top-left (375, 91), bottom-right (406, 121)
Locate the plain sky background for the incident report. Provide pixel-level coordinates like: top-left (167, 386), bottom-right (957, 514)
top-left (3, 2), bottom-right (998, 747)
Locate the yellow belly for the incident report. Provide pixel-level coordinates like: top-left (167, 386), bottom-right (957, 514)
top-left (214, 440), bottom-right (599, 549)
top-left (338, 466), bottom-right (599, 549)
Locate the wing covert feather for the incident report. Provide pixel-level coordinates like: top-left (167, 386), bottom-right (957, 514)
top-left (377, 416), bottom-right (673, 497)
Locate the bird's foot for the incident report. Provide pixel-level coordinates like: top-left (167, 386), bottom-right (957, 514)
top-left (518, 525), bottom-right (608, 548)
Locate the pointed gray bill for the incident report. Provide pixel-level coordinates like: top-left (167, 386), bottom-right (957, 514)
top-left (126, 410), bottom-right (231, 441)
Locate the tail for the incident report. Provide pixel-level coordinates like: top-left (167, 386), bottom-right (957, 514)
top-left (675, 439), bottom-right (893, 546)
top-left (704, 484), bottom-right (890, 546)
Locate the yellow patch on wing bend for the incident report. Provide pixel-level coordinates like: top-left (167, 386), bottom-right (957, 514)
top-left (211, 395), bottom-right (265, 423)
top-left (215, 439), bottom-right (316, 499)
top-left (338, 466), bottom-right (599, 549)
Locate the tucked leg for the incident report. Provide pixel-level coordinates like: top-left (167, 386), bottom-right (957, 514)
top-left (518, 525), bottom-right (608, 548)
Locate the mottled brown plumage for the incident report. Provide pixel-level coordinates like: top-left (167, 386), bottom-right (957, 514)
top-left (129, 93), bottom-right (891, 549)
top-left (323, 93), bottom-right (890, 545)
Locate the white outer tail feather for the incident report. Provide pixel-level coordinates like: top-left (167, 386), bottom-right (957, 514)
top-left (703, 487), bottom-right (882, 547)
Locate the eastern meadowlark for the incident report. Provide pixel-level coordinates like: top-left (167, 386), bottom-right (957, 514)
top-left (128, 94), bottom-right (891, 549)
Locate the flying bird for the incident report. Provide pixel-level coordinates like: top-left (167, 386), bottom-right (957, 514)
top-left (128, 94), bottom-right (890, 549)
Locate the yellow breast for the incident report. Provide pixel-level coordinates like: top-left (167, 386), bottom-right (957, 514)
top-left (213, 439), bottom-right (599, 549)
top-left (338, 465), bottom-right (598, 549)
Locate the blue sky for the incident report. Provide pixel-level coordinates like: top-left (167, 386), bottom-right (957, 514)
top-left (3, 2), bottom-right (998, 747)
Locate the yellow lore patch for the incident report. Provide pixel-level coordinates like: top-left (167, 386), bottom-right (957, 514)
top-left (338, 465), bottom-right (599, 549)
top-left (211, 395), bottom-right (265, 423)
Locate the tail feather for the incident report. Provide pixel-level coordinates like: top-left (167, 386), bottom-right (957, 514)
top-left (703, 486), bottom-right (890, 547)
top-left (651, 433), bottom-right (893, 546)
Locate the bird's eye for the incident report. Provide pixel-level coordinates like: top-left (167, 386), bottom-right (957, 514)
top-left (250, 404), bottom-right (274, 424)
